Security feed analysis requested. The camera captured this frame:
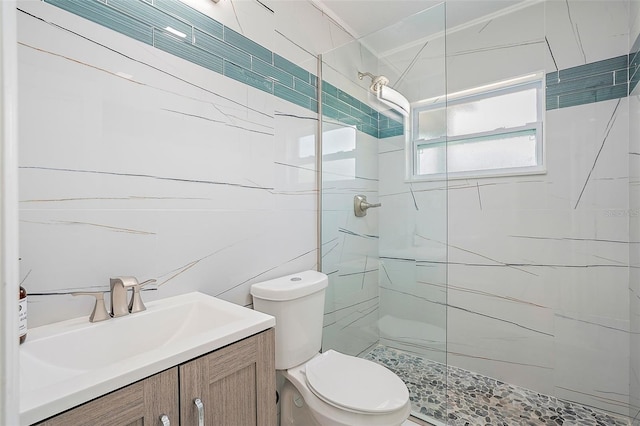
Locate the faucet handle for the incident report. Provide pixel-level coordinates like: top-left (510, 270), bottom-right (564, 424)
top-left (71, 291), bottom-right (110, 322)
top-left (128, 279), bottom-right (157, 314)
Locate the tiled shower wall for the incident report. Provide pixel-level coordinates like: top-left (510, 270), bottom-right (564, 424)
top-left (377, 0), bottom-right (635, 419)
top-left (18, 0), bottom-right (391, 365)
top-left (16, 0), bottom-right (361, 327)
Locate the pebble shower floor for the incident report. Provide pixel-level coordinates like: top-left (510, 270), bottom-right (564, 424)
top-left (363, 345), bottom-right (630, 426)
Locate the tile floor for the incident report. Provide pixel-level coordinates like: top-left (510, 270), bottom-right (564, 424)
top-left (364, 345), bottom-right (630, 426)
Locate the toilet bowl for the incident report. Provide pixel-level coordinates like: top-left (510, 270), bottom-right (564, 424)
top-left (280, 351), bottom-right (410, 426)
top-left (250, 270), bottom-right (411, 426)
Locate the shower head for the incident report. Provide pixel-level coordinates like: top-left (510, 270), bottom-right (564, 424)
top-left (357, 71), bottom-right (390, 93)
top-left (358, 71), bottom-right (409, 118)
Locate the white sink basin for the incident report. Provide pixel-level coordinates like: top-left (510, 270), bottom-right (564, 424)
top-left (20, 292), bottom-right (275, 425)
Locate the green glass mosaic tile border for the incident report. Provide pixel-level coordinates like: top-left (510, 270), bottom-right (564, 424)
top-left (546, 55), bottom-right (630, 110)
top-left (44, 0), bottom-right (403, 138)
top-left (321, 81), bottom-right (402, 138)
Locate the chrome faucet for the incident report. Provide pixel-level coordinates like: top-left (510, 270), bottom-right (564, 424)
top-left (110, 276), bottom-right (139, 318)
top-left (73, 276), bottom-right (157, 322)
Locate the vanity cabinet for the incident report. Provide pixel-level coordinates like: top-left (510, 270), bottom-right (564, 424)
top-left (35, 368), bottom-right (179, 426)
top-left (35, 329), bottom-right (276, 426)
top-left (180, 327), bottom-right (276, 426)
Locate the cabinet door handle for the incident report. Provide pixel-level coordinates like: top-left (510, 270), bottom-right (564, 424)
top-left (194, 398), bottom-right (204, 426)
top-left (159, 414), bottom-right (170, 426)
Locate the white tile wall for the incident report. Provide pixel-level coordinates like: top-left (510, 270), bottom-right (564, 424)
top-left (320, 121), bottom-right (381, 357)
top-left (445, 1), bottom-right (546, 94)
top-left (16, 0), bottom-right (334, 327)
top-left (545, 0), bottom-right (629, 69)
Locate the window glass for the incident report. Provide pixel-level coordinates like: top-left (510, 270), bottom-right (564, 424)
top-left (416, 107), bottom-right (446, 140)
top-left (411, 77), bottom-right (543, 179)
top-left (447, 89), bottom-right (537, 137)
top-left (416, 130), bottom-right (537, 175)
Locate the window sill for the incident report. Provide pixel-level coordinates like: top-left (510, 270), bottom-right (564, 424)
top-left (406, 165), bottom-right (547, 183)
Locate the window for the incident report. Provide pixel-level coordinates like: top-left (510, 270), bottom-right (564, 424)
top-left (410, 75), bottom-right (544, 179)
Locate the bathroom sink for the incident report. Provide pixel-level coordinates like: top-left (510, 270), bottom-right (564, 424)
top-left (19, 292), bottom-right (275, 425)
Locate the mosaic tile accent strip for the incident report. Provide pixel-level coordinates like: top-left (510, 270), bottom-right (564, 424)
top-left (546, 55), bottom-right (630, 110)
top-left (364, 345), bottom-right (630, 426)
top-left (43, 0), bottom-right (404, 138)
top-left (322, 81), bottom-right (403, 138)
top-left (379, 114), bottom-right (404, 138)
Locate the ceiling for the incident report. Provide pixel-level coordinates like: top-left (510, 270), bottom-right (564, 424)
top-left (317, 0), bottom-right (528, 39)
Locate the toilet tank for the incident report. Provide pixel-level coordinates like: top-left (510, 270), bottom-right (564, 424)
top-left (250, 270), bottom-right (328, 370)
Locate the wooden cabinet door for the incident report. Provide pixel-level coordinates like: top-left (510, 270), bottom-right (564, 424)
top-left (36, 367), bottom-right (179, 426)
top-left (179, 329), bottom-right (276, 426)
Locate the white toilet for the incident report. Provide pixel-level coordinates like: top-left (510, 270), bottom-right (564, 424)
top-left (250, 270), bottom-right (411, 426)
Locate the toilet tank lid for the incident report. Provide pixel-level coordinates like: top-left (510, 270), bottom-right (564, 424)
top-left (250, 270), bottom-right (328, 301)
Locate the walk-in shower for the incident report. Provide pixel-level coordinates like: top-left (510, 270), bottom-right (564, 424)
top-left (320, 1), bottom-right (637, 425)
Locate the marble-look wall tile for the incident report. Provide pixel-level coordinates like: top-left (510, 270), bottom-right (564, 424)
top-left (444, 97), bottom-right (631, 415)
top-left (554, 312), bottom-right (630, 417)
top-left (320, 121), bottom-right (380, 357)
top-left (444, 2), bottom-right (630, 415)
top-left (268, 0), bottom-right (354, 65)
top-left (545, 0), bottom-right (629, 70)
top-left (17, 0), bottom-right (317, 327)
top-left (633, 0), bottom-right (640, 43)
top-left (380, 35), bottom-right (447, 105)
top-left (445, 1), bottom-right (545, 95)
top-left (367, 3), bottom-right (446, 104)
top-left (321, 37), bottom-right (379, 101)
top-left (179, 0), bottom-right (275, 53)
top-left (378, 258), bottom-right (447, 364)
top-left (377, 128), bottom-right (448, 364)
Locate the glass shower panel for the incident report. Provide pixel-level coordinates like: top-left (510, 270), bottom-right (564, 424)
top-left (322, 0), bottom-right (635, 424)
top-left (320, 38), bottom-right (383, 358)
top-left (320, 4), bottom-right (448, 424)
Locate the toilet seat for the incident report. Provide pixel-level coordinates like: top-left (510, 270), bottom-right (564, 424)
top-left (304, 350), bottom-right (409, 415)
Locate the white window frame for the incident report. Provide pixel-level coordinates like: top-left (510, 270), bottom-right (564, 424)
top-left (408, 74), bottom-right (546, 181)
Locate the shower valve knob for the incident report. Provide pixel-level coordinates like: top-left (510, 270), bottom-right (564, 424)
top-left (354, 194), bottom-right (382, 217)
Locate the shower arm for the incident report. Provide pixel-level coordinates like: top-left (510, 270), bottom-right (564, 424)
top-left (358, 71), bottom-right (376, 81)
